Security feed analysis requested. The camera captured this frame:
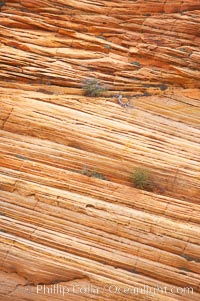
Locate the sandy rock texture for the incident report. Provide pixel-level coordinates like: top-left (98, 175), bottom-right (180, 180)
top-left (0, 0), bottom-right (200, 300)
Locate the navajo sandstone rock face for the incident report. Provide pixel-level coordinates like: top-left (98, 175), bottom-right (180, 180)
top-left (0, 1), bottom-right (200, 300)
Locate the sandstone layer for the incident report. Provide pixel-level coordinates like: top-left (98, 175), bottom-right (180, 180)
top-left (0, 1), bottom-right (200, 300)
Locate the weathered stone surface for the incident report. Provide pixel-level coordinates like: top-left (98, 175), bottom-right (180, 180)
top-left (0, 1), bottom-right (200, 300)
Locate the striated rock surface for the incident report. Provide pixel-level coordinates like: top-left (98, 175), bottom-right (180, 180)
top-left (0, 1), bottom-right (200, 300)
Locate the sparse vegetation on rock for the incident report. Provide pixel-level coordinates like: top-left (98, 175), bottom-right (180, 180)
top-left (82, 78), bottom-right (107, 97)
top-left (82, 166), bottom-right (107, 180)
top-left (131, 168), bottom-right (149, 190)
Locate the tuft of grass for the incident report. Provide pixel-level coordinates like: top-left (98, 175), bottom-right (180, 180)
top-left (131, 168), bottom-right (149, 190)
top-left (82, 78), bottom-right (107, 97)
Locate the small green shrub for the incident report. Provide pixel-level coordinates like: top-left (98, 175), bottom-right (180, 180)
top-left (131, 168), bottom-right (149, 190)
top-left (82, 78), bottom-right (107, 97)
